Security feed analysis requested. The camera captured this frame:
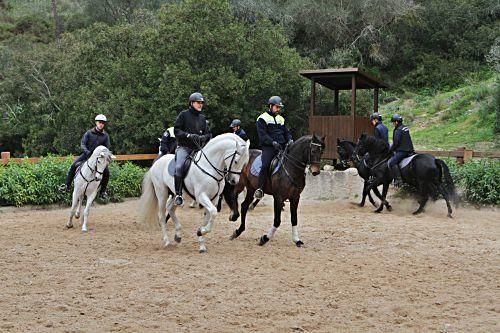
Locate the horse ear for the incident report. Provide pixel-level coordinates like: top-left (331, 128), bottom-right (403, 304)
top-left (321, 135), bottom-right (326, 142)
top-left (111, 154), bottom-right (116, 160)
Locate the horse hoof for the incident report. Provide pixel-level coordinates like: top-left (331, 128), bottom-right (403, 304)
top-left (447, 213), bottom-right (453, 218)
top-left (66, 224), bottom-right (73, 229)
top-left (197, 228), bottom-right (203, 237)
top-left (259, 235), bottom-right (269, 246)
top-left (230, 230), bottom-right (240, 240)
top-left (75, 214), bottom-right (80, 219)
top-left (358, 203), bottom-right (365, 207)
top-left (295, 240), bottom-right (304, 247)
top-left (81, 229), bottom-right (88, 233)
top-left (229, 213), bottom-right (240, 222)
top-left (373, 210), bottom-right (382, 214)
top-left (199, 248), bottom-right (207, 253)
top-left (174, 235), bottom-right (182, 243)
top-left (387, 205), bottom-right (393, 212)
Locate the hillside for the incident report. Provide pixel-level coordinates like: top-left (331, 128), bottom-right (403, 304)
top-left (380, 76), bottom-right (499, 151)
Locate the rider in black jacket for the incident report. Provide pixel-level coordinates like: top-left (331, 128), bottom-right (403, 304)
top-left (388, 114), bottom-right (415, 186)
top-left (229, 119), bottom-right (248, 141)
top-left (59, 114), bottom-right (111, 198)
top-left (173, 92), bottom-right (212, 205)
top-left (254, 96), bottom-right (293, 199)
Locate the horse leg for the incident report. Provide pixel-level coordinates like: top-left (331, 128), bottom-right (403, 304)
top-left (66, 191), bottom-right (80, 229)
top-left (231, 189), bottom-right (254, 240)
top-left (381, 182), bottom-right (392, 211)
top-left (289, 195), bottom-right (303, 247)
top-left (438, 184), bottom-right (453, 218)
top-left (259, 195), bottom-right (283, 246)
top-left (82, 191), bottom-right (97, 232)
top-left (196, 193), bottom-right (218, 253)
top-left (249, 198), bottom-right (260, 210)
top-left (157, 190), bottom-right (172, 247)
top-left (366, 179), bottom-right (385, 213)
top-left (413, 191), bottom-right (429, 215)
top-left (359, 181), bottom-right (371, 207)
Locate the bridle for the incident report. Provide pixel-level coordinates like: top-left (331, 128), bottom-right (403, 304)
top-left (279, 139), bottom-right (323, 190)
top-left (192, 140), bottom-right (243, 184)
top-left (78, 154), bottom-right (107, 195)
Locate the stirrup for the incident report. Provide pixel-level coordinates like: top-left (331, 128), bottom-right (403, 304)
top-left (58, 184), bottom-right (68, 193)
top-left (254, 188), bottom-right (264, 199)
top-left (99, 191), bottom-right (109, 200)
top-left (174, 195), bottom-right (184, 206)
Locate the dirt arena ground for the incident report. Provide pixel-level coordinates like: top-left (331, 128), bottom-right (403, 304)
top-left (0, 197), bottom-right (498, 332)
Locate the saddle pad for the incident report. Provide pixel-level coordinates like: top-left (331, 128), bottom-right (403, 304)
top-left (387, 154), bottom-right (418, 169)
top-left (250, 155), bottom-right (281, 177)
top-left (168, 159), bottom-right (176, 176)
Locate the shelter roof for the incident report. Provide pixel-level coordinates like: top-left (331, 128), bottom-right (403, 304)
top-left (299, 67), bottom-right (389, 90)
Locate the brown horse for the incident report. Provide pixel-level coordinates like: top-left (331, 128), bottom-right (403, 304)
top-left (228, 134), bottom-right (326, 247)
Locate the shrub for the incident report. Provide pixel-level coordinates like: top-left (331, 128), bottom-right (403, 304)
top-left (0, 157), bottom-right (146, 207)
top-left (448, 158), bottom-right (500, 205)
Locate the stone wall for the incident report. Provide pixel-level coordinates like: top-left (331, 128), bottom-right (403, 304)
top-left (301, 168), bottom-right (365, 201)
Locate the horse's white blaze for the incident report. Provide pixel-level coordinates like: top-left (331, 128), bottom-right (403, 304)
top-left (138, 134), bottom-right (250, 252)
top-left (66, 146), bottom-right (114, 232)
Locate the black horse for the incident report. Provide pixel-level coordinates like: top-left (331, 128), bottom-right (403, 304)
top-left (355, 134), bottom-right (458, 217)
top-left (229, 134), bottom-right (326, 247)
top-left (336, 139), bottom-right (392, 212)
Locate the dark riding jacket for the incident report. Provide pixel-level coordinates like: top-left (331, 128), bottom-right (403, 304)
top-left (81, 127), bottom-right (110, 157)
top-left (160, 127), bottom-right (177, 155)
top-left (256, 111), bottom-right (292, 147)
top-left (374, 122), bottom-right (389, 144)
top-left (234, 128), bottom-right (248, 141)
top-left (174, 107), bottom-right (211, 150)
top-left (390, 123), bottom-right (414, 153)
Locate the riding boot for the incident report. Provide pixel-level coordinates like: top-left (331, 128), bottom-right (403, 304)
top-left (59, 163), bottom-right (78, 193)
top-left (174, 175), bottom-right (184, 206)
top-left (254, 172), bottom-right (266, 199)
top-left (392, 165), bottom-right (403, 187)
top-left (99, 167), bottom-right (110, 199)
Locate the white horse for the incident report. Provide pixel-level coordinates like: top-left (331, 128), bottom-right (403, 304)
top-left (66, 146), bottom-right (116, 232)
top-left (139, 133), bottom-right (250, 253)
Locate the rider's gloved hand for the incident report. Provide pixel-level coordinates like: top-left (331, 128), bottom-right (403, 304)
top-left (272, 141), bottom-right (282, 151)
top-left (201, 134), bottom-right (211, 142)
top-left (188, 134), bottom-right (200, 142)
top-left (288, 139), bottom-right (294, 145)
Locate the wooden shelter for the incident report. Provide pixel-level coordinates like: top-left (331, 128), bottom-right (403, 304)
top-left (300, 67), bottom-right (389, 160)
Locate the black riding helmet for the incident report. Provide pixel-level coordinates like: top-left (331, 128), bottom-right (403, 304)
top-left (391, 114), bottom-right (403, 123)
top-left (268, 96), bottom-right (284, 108)
top-left (189, 92), bottom-right (204, 105)
top-left (230, 119), bottom-right (242, 128)
top-left (370, 112), bottom-right (382, 121)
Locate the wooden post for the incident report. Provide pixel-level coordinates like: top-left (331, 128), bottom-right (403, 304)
top-left (310, 79), bottom-right (315, 118)
top-left (351, 75), bottom-right (356, 139)
top-left (463, 149), bottom-right (473, 162)
top-left (334, 89), bottom-right (339, 115)
top-left (1, 151), bottom-right (10, 160)
top-left (456, 147), bottom-right (465, 164)
top-left (374, 87), bottom-right (379, 114)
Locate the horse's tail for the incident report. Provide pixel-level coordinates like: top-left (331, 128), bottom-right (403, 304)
top-left (138, 170), bottom-right (159, 230)
top-left (436, 159), bottom-right (459, 206)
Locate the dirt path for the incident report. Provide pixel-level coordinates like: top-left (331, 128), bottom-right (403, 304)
top-left (0, 198), bottom-right (498, 332)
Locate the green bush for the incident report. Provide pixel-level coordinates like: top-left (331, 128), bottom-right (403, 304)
top-left (448, 158), bottom-right (500, 205)
top-left (0, 157), bottom-right (146, 207)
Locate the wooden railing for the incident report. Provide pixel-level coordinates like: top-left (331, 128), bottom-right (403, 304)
top-left (1, 147), bottom-right (499, 165)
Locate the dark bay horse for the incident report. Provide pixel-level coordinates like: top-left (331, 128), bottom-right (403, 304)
top-left (336, 139), bottom-right (392, 211)
top-left (355, 134), bottom-right (458, 217)
top-left (229, 134), bottom-right (326, 247)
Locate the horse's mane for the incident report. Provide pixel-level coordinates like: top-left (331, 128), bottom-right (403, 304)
top-left (206, 133), bottom-right (248, 147)
top-left (362, 135), bottom-right (390, 155)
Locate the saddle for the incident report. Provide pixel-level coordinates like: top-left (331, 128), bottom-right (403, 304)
top-left (167, 154), bottom-right (193, 177)
top-left (250, 155), bottom-right (281, 177)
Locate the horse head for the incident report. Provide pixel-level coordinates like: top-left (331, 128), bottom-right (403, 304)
top-left (224, 138), bottom-right (250, 186)
top-left (336, 138), bottom-right (356, 168)
top-left (309, 134), bottom-right (326, 176)
top-left (93, 146), bottom-right (116, 181)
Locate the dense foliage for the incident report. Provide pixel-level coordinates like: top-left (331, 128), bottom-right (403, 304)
top-left (448, 159), bottom-right (500, 205)
top-left (0, 158), bottom-right (146, 206)
top-left (1, 0), bottom-right (498, 157)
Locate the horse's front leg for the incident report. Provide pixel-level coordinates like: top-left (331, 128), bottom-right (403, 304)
top-left (196, 193), bottom-right (218, 253)
top-left (365, 178), bottom-right (384, 213)
top-left (82, 191), bottom-right (98, 232)
top-left (289, 195), bottom-right (303, 247)
top-left (259, 194), bottom-right (283, 246)
top-left (66, 191), bottom-right (81, 229)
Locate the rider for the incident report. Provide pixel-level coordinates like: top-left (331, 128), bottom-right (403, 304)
top-left (370, 112), bottom-right (389, 144)
top-left (254, 96), bottom-right (293, 199)
top-left (229, 119), bottom-right (248, 141)
top-left (59, 114), bottom-right (111, 198)
top-left (388, 114), bottom-right (415, 187)
top-left (155, 124), bottom-right (177, 162)
top-left (173, 92), bottom-right (211, 206)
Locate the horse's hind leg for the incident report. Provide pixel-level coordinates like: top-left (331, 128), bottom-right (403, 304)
top-left (231, 189), bottom-right (254, 240)
top-left (195, 193), bottom-right (218, 253)
top-left (157, 189), bottom-right (173, 247)
top-left (413, 193), bottom-right (428, 215)
top-left (438, 184), bottom-right (453, 218)
top-left (259, 194), bottom-right (283, 246)
top-left (289, 195), bottom-right (303, 247)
